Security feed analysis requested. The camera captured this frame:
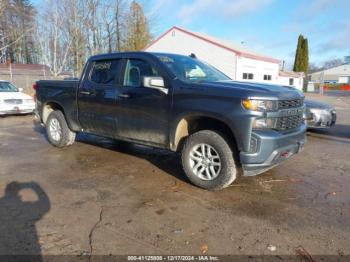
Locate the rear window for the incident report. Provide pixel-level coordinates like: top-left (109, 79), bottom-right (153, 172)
top-left (89, 59), bottom-right (121, 85)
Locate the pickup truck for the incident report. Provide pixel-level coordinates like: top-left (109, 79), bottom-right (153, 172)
top-left (35, 52), bottom-right (306, 190)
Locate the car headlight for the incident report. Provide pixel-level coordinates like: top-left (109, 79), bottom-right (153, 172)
top-left (310, 108), bottom-right (326, 115)
top-left (24, 99), bottom-right (34, 104)
top-left (242, 99), bottom-right (278, 112)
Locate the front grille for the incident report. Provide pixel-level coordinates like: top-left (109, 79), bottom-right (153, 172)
top-left (4, 99), bottom-right (22, 104)
top-left (275, 114), bottom-right (304, 131)
top-left (278, 99), bottom-right (303, 109)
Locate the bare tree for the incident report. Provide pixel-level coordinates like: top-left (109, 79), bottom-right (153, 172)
top-left (36, 0), bottom-right (72, 76)
top-left (0, 0), bottom-right (37, 63)
top-left (322, 58), bottom-right (344, 70)
top-left (114, 0), bottom-right (127, 52)
top-left (0, 0), bottom-right (8, 17)
top-left (1, 0), bottom-right (153, 76)
top-left (66, 0), bottom-right (88, 75)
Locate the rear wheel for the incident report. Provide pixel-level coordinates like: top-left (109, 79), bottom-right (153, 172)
top-left (181, 130), bottom-right (237, 190)
top-left (46, 110), bottom-right (75, 147)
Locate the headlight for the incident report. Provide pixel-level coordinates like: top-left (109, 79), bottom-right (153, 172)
top-left (252, 118), bottom-right (276, 129)
top-left (24, 99), bottom-right (34, 104)
top-left (242, 99), bottom-right (278, 111)
top-left (310, 108), bottom-right (326, 115)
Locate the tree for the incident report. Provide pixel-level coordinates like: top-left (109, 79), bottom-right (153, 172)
top-left (1, 0), bottom-right (152, 76)
top-left (36, 0), bottom-right (72, 76)
top-left (65, 0), bottom-right (87, 76)
top-left (0, 0), bottom-right (8, 17)
top-left (0, 0), bottom-right (37, 64)
top-left (124, 1), bottom-right (152, 51)
top-left (322, 58), bottom-right (344, 70)
top-left (308, 63), bottom-right (321, 74)
top-left (293, 35), bottom-right (309, 91)
top-left (114, 0), bottom-right (127, 52)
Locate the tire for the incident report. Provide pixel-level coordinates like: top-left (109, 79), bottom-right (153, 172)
top-left (46, 110), bottom-right (76, 147)
top-left (181, 130), bottom-right (237, 190)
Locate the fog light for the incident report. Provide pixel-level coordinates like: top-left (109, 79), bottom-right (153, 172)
top-left (249, 136), bottom-right (258, 153)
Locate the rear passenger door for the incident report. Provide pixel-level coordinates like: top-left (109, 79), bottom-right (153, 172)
top-left (114, 57), bottom-right (171, 147)
top-left (78, 59), bottom-right (122, 137)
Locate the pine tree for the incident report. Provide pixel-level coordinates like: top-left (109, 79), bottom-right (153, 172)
top-left (293, 35), bottom-right (303, 72)
top-left (293, 34), bottom-right (309, 91)
top-left (303, 38), bottom-right (309, 75)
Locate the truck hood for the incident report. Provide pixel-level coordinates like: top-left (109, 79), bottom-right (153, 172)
top-left (201, 80), bottom-right (304, 100)
top-left (0, 91), bottom-right (33, 100)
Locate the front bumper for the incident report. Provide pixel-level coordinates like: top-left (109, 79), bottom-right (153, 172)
top-left (0, 104), bottom-right (35, 115)
top-left (240, 124), bottom-right (306, 176)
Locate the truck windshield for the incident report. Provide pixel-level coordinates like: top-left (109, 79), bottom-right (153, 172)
top-left (155, 54), bottom-right (231, 83)
top-left (0, 82), bottom-right (18, 92)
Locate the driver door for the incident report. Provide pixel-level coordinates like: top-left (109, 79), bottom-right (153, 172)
top-left (114, 58), bottom-right (171, 147)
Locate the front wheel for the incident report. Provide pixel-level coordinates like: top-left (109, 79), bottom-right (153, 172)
top-left (46, 110), bottom-right (76, 147)
top-left (181, 130), bottom-right (237, 190)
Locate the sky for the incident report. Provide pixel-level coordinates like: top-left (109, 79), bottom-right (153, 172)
top-left (141, 0), bottom-right (350, 69)
top-left (33, 0), bottom-right (350, 69)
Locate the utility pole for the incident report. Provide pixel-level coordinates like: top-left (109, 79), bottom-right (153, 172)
top-left (319, 70), bottom-right (324, 95)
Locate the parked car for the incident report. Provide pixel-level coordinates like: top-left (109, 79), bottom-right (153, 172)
top-left (0, 80), bottom-right (35, 116)
top-left (35, 52), bottom-right (306, 190)
top-left (304, 99), bottom-right (336, 129)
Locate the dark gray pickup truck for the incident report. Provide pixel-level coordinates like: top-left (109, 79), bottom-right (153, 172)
top-left (35, 52), bottom-right (306, 190)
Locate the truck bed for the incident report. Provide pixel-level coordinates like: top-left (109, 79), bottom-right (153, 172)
top-left (36, 80), bottom-right (80, 130)
top-left (37, 80), bottom-right (79, 89)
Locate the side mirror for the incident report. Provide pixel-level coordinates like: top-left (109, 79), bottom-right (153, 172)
top-left (18, 87), bottom-right (24, 92)
top-left (143, 77), bottom-right (168, 95)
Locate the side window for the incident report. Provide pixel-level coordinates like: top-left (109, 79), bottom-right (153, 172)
top-left (264, 74), bottom-right (272, 81)
top-left (90, 59), bottom-right (121, 85)
top-left (243, 73), bottom-right (254, 80)
top-left (123, 59), bottom-right (160, 87)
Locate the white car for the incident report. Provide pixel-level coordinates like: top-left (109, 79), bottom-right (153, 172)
top-left (0, 80), bottom-right (35, 115)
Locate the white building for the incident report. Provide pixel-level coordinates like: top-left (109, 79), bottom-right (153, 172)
top-left (145, 26), bottom-right (304, 90)
top-left (309, 64), bottom-right (350, 84)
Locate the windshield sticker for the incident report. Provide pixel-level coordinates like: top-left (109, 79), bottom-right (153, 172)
top-left (158, 56), bottom-right (174, 63)
top-left (94, 62), bottom-right (111, 70)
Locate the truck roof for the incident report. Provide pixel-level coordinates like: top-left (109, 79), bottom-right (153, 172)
top-left (89, 51), bottom-right (188, 61)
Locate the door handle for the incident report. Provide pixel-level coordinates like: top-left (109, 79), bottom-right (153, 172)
top-left (118, 93), bottom-right (131, 99)
top-left (80, 90), bottom-right (92, 95)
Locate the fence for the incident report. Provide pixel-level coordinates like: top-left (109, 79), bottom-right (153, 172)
top-left (0, 74), bottom-right (63, 95)
top-left (0, 65), bottom-right (64, 95)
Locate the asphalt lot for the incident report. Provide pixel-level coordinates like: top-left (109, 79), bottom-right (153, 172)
top-left (0, 93), bottom-right (349, 259)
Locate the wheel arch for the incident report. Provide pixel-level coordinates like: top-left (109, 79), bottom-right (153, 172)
top-left (171, 115), bottom-right (239, 154)
top-left (42, 101), bottom-right (65, 125)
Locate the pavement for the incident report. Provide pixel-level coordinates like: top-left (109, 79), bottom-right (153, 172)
top-left (0, 93), bottom-right (349, 259)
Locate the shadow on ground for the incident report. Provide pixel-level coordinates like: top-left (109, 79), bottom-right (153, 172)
top-left (0, 181), bottom-right (50, 261)
top-left (308, 124), bottom-right (350, 142)
top-left (77, 133), bottom-right (189, 184)
top-left (33, 121), bottom-right (189, 184)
